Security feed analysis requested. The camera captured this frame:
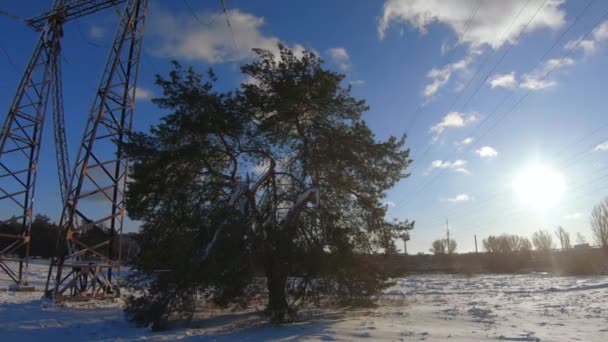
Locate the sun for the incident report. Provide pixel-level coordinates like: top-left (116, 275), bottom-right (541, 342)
top-left (512, 164), bottom-right (566, 210)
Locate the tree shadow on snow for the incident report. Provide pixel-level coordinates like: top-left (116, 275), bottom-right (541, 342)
top-left (179, 309), bottom-right (348, 341)
top-left (1, 298), bottom-right (348, 341)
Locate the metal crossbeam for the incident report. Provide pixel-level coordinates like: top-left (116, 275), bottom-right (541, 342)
top-left (27, 0), bottom-right (127, 31)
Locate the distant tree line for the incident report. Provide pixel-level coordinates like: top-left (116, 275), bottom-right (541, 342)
top-left (426, 194), bottom-right (608, 258)
top-left (429, 238), bottom-right (457, 254)
top-left (419, 192), bottom-right (608, 274)
top-left (0, 215), bottom-right (60, 258)
top-left (0, 215), bottom-right (140, 261)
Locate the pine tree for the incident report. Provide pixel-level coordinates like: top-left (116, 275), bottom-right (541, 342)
top-left (123, 45), bottom-right (413, 329)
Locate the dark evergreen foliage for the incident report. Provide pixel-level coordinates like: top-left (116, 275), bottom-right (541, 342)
top-left (123, 44), bottom-right (413, 329)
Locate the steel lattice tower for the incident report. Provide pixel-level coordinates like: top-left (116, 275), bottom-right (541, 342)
top-left (0, 0), bottom-right (146, 296)
top-left (45, 0), bottom-right (147, 300)
top-left (0, 0), bottom-right (68, 288)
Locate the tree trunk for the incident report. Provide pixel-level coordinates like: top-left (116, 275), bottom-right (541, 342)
top-left (265, 255), bottom-right (290, 323)
top-left (263, 219), bottom-right (298, 322)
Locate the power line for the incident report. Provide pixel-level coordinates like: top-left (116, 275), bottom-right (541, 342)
top-left (220, 0), bottom-right (239, 57)
top-left (182, 0), bottom-right (222, 27)
top-left (429, 129), bottom-right (608, 237)
top-left (412, 0), bottom-right (546, 163)
top-left (393, 0), bottom-right (597, 211)
top-left (400, 4), bottom-right (608, 244)
top-left (451, 181), bottom-right (608, 241)
top-left (551, 122), bottom-right (608, 163)
top-left (0, 41), bottom-right (19, 72)
top-left (436, 124), bottom-right (608, 240)
top-left (0, 8), bottom-right (25, 73)
top-left (405, 0), bottom-right (483, 132)
top-left (456, 0), bottom-right (551, 116)
top-left (405, 0), bottom-right (536, 176)
top-left (0, 9), bottom-right (23, 22)
top-left (442, 160), bottom-right (608, 242)
top-left (428, 124), bottom-right (608, 239)
top-left (75, 18), bottom-right (102, 47)
top-left (409, 0), bottom-right (593, 180)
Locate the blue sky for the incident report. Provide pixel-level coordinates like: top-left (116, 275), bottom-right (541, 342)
top-left (2, 0), bottom-right (608, 253)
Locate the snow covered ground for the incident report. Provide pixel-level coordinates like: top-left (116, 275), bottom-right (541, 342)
top-left (1, 260), bottom-right (608, 341)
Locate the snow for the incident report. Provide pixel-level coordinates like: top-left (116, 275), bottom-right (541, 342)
top-left (2, 261), bottom-right (608, 341)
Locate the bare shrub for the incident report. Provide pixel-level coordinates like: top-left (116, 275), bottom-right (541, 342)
top-left (532, 230), bottom-right (554, 251)
top-left (591, 198), bottom-right (608, 249)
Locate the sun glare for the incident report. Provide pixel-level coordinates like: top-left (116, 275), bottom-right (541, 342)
top-left (513, 164), bottom-right (565, 210)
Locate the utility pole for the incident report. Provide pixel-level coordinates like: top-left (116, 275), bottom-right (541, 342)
top-left (446, 218), bottom-right (450, 254)
top-left (474, 234), bottom-right (478, 253)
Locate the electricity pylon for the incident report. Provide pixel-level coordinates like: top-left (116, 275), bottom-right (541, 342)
top-left (0, 0), bottom-right (143, 293)
top-left (45, 0), bottom-right (147, 300)
top-left (0, 0), bottom-right (71, 289)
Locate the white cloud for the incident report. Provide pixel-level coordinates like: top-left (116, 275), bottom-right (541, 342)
top-left (475, 146), bottom-right (498, 158)
top-left (379, 1), bottom-right (566, 99)
top-left (455, 136), bottom-right (474, 151)
top-left (488, 72), bottom-right (516, 89)
top-left (431, 160), bottom-right (452, 169)
top-left (378, 0), bottom-right (566, 49)
top-left (564, 212), bottom-right (582, 220)
top-left (594, 141), bottom-right (608, 152)
top-left (429, 159), bottom-right (469, 174)
top-left (594, 20), bottom-right (608, 41)
top-left (461, 137), bottom-right (474, 145)
top-left (425, 70), bottom-right (450, 98)
top-left (350, 80), bottom-right (365, 86)
top-left (149, 7), bottom-right (295, 63)
top-left (519, 77), bottom-right (555, 90)
top-left (447, 193), bottom-right (473, 202)
top-left (544, 57), bottom-right (575, 71)
top-left (89, 25), bottom-right (105, 39)
top-left (519, 57), bottom-right (574, 90)
top-left (289, 44), bottom-right (319, 60)
top-left (424, 66), bottom-right (451, 98)
top-left (564, 37), bottom-right (596, 55)
top-left (327, 47), bottom-right (351, 71)
top-left (135, 87), bottom-right (153, 100)
top-left (430, 112), bottom-right (477, 141)
top-left (423, 55), bottom-right (473, 98)
top-left (384, 201), bottom-right (396, 208)
top-left (564, 20), bottom-right (608, 55)
top-left (451, 159), bottom-right (467, 168)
